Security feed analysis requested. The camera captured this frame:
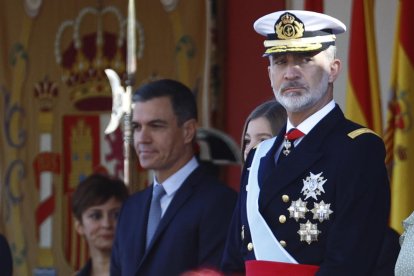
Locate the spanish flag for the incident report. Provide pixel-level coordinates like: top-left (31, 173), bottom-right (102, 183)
top-left (385, 0), bottom-right (414, 233)
top-left (345, 0), bottom-right (382, 135)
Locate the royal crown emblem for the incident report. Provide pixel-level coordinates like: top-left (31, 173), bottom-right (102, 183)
top-left (34, 77), bottom-right (59, 112)
top-left (281, 13), bottom-right (295, 25)
top-left (54, 4), bottom-right (144, 111)
top-left (274, 12), bottom-right (304, 40)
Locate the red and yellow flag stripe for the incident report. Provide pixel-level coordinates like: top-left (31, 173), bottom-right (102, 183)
top-left (346, 0), bottom-right (382, 135)
top-left (385, 0), bottom-right (414, 233)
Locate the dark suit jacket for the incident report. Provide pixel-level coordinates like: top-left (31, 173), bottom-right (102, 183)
top-left (111, 165), bottom-right (237, 276)
top-left (222, 105), bottom-right (391, 276)
top-left (76, 259), bottom-right (92, 276)
top-left (0, 234), bottom-right (13, 276)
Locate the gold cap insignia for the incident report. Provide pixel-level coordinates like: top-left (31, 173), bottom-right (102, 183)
top-left (275, 12), bottom-right (304, 40)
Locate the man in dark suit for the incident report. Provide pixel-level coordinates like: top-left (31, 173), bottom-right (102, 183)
top-left (0, 233), bottom-right (13, 276)
top-left (221, 10), bottom-right (391, 275)
top-left (110, 79), bottom-right (237, 276)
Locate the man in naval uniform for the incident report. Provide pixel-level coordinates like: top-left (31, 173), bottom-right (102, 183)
top-left (221, 10), bottom-right (390, 276)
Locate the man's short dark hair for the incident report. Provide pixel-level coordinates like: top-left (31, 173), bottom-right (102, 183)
top-left (132, 79), bottom-right (198, 125)
top-left (71, 173), bottom-right (129, 221)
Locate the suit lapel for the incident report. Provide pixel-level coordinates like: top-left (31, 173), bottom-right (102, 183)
top-left (259, 106), bottom-right (344, 210)
top-left (134, 187), bottom-right (153, 270)
top-left (149, 173), bottom-right (197, 246)
top-left (257, 132), bottom-right (283, 186)
top-left (135, 167), bottom-right (202, 273)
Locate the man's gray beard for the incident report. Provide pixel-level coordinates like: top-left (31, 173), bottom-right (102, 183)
top-left (275, 75), bottom-right (329, 113)
top-left (276, 92), bottom-right (313, 113)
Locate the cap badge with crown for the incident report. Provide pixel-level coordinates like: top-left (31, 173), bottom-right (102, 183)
top-left (253, 10), bottom-right (346, 56)
top-left (275, 12), bottom-right (304, 40)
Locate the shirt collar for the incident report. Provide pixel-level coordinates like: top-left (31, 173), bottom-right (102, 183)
top-left (153, 157), bottom-right (199, 196)
top-left (286, 100), bottom-right (335, 135)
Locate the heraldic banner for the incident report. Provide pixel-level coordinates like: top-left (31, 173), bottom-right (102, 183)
top-left (0, 0), bottom-right (223, 274)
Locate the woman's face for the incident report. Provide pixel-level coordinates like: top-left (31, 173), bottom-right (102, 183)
top-left (244, 117), bottom-right (273, 160)
top-left (75, 197), bottom-right (122, 253)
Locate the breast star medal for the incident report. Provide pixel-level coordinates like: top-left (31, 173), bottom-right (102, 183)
top-left (298, 220), bottom-right (321, 244)
top-left (311, 200), bottom-right (333, 222)
top-left (287, 198), bottom-right (309, 222)
top-left (301, 172), bottom-right (327, 200)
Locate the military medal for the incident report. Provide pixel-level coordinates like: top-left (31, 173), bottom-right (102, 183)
top-left (287, 198), bottom-right (309, 222)
top-left (301, 172), bottom-right (327, 200)
top-left (298, 220), bottom-right (321, 244)
top-left (282, 128), bottom-right (305, 156)
top-left (311, 200), bottom-right (333, 222)
top-left (282, 138), bottom-right (292, 156)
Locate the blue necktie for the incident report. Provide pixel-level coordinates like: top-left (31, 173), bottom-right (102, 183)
top-left (146, 185), bottom-right (166, 248)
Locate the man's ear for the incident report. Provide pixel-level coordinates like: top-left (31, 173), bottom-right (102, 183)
top-left (329, 59), bottom-right (342, 83)
top-left (267, 58), bottom-right (275, 88)
top-left (182, 119), bottom-right (197, 144)
top-left (74, 219), bottom-right (84, 236)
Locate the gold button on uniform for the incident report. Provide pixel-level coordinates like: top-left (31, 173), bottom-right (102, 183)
top-left (247, 242), bottom-right (254, 251)
top-left (279, 215), bottom-right (286, 223)
top-left (282, 195), bottom-right (289, 203)
top-left (280, 240), bottom-right (287, 247)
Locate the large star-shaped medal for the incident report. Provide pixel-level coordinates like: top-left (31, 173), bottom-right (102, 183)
top-left (311, 200), bottom-right (333, 222)
top-left (301, 172), bottom-right (327, 200)
top-left (287, 198), bottom-right (308, 222)
top-left (297, 220), bottom-right (321, 244)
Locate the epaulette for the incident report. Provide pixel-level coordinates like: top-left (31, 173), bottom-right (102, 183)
top-left (347, 128), bottom-right (379, 139)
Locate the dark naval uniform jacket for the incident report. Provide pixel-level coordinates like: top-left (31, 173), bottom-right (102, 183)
top-left (221, 105), bottom-right (390, 276)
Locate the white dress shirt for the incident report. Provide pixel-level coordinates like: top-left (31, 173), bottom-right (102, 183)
top-left (152, 157), bottom-right (199, 216)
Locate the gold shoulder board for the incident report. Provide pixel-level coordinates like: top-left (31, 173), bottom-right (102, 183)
top-left (347, 128), bottom-right (379, 139)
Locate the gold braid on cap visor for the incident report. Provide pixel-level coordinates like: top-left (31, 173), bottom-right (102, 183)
top-left (263, 34), bottom-right (336, 54)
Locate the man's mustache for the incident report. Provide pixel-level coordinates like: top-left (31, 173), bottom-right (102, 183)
top-left (280, 81), bottom-right (306, 92)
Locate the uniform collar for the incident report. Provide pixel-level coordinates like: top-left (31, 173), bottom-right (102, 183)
top-left (286, 100), bottom-right (336, 135)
